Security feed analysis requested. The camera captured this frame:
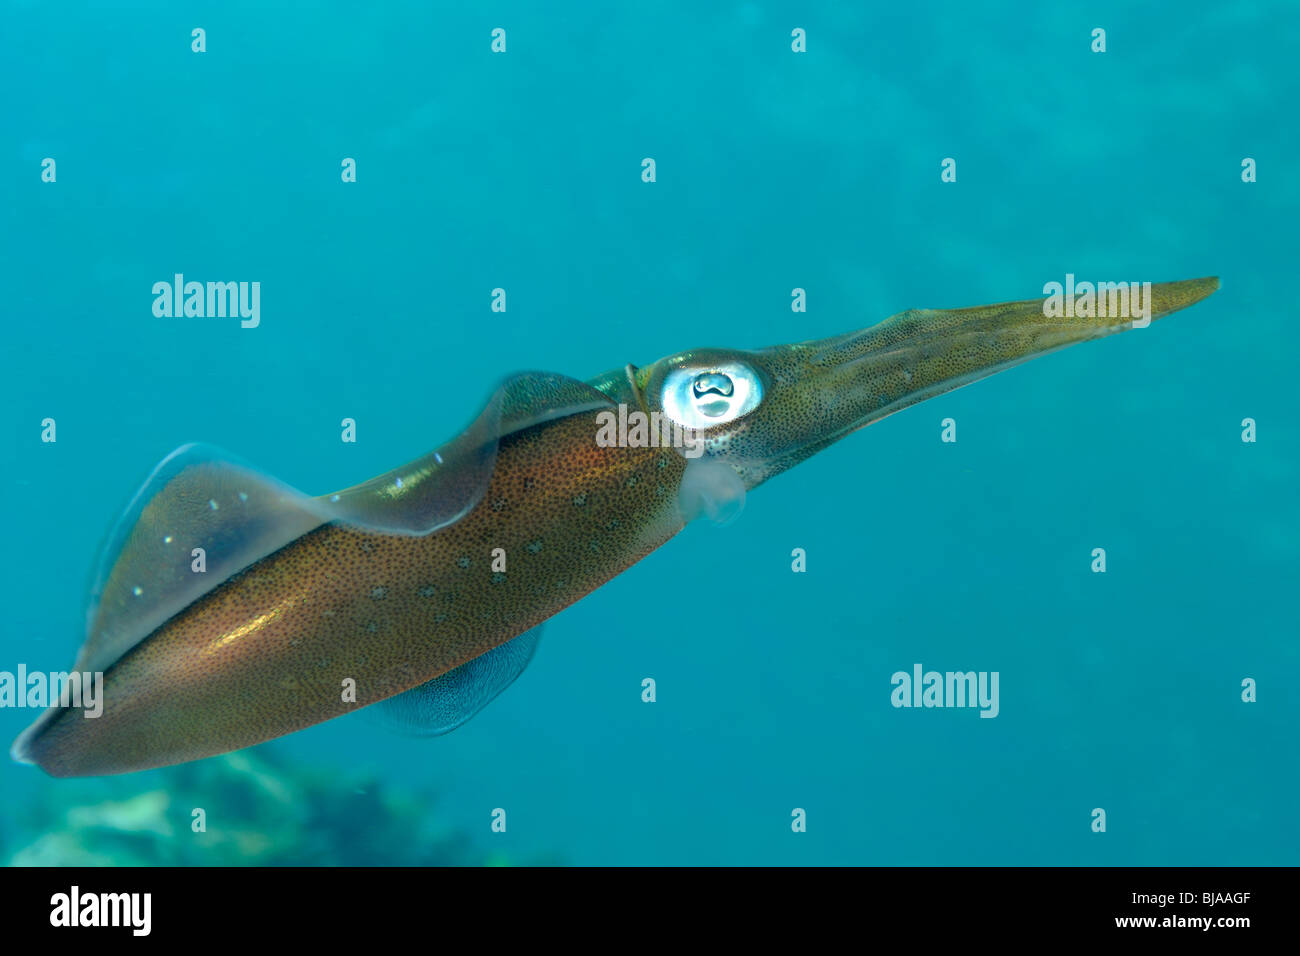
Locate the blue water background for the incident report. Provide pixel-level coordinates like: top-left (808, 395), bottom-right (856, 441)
top-left (2, 0), bottom-right (1297, 864)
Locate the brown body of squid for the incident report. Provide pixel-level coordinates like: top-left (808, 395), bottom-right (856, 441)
top-left (13, 277), bottom-right (1219, 776)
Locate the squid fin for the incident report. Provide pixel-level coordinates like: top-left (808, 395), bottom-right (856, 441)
top-left (321, 371), bottom-right (613, 534)
top-left (366, 626), bottom-right (543, 736)
top-left (77, 443), bottom-right (331, 674)
top-left (76, 372), bottom-right (613, 675)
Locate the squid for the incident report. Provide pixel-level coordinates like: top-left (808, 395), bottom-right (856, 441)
top-left (12, 277), bottom-right (1219, 776)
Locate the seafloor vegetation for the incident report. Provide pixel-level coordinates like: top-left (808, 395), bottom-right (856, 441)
top-left (4, 749), bottom-right (537, 866)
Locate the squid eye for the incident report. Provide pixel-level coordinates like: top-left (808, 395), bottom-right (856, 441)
top-left (692, 372), bottom-right (734, 399)
top-left (661, 362), bottom-right (763, 429)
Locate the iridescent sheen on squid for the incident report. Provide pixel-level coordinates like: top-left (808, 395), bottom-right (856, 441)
top-left (12, 277), bottom-right (1219, 776)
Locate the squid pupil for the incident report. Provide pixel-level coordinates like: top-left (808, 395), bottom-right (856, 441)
top-left (692, 372), bottom-right (734, 398)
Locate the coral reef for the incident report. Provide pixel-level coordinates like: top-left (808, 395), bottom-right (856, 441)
top-left (5, 748), bottom-right (524, 866)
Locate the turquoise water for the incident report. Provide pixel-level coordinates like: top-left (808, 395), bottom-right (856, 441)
top-left (3, 1), bottom-right (1296, 865)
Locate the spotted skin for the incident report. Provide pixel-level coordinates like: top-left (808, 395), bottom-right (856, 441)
top-left (637, 277), bottom-right (1222, 489)
top-left (25, 412), bottom-right (686, 776)
top-left (15, 277), bottom-right (1219, 776)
